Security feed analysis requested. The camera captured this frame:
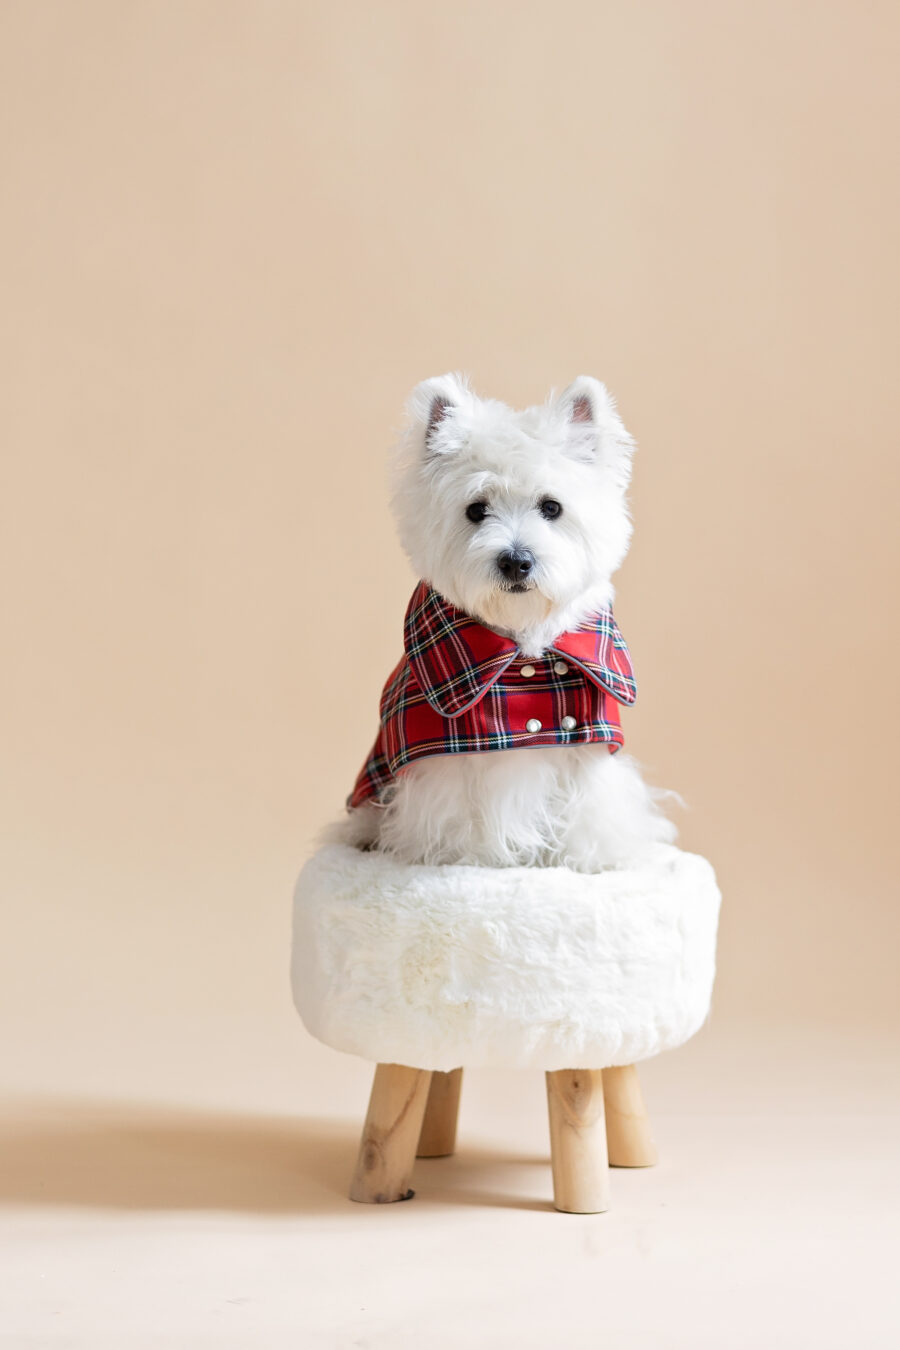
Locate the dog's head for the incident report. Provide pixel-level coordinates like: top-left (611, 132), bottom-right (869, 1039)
top-left (391, 373), bottom-right (635, 648)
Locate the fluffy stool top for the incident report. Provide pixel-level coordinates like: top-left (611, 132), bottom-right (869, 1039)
top-left (292, 844), bottom-right (721, 1072)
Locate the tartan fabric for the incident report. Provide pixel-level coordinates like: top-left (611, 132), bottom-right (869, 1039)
top-left (349, 581), bottom-right (637, 809)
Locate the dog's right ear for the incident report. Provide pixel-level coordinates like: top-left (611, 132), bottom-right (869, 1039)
top-left (407, 373), bottom-right (471, 455)
top-left (556, 376), bottom-right (635, 488)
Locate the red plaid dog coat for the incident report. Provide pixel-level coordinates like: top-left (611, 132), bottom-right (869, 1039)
top-left (349, 581), bottom-right (637, 809)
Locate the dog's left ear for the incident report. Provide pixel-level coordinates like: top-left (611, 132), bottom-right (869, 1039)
top-left (557, 375), bottom-right (635, 487)
top-left (407, 372), bottom-right (471, 456)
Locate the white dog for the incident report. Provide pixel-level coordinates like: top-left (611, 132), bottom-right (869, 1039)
top-left (331, 373), bottom-right (676, 871)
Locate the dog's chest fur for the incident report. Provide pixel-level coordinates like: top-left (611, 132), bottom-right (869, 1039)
top-left (371, 744), bottom-right (675, 870)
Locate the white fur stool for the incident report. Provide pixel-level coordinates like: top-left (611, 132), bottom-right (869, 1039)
top-left (292, 842), bottom-right (721, 1213)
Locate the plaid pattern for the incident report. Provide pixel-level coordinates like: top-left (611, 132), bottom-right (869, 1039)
top-left (349, 581), bottom-right (638, 809)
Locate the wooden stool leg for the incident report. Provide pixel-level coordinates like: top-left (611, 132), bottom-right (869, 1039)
top-left (349, 1063), bottom-right (433, 1203)
top-left (417, 1068), bottom-right (463, 1158)
top-left (602, 1065), bottom-right (658, 1167)
top-left (545, 1069), bottom-right (609, 1213)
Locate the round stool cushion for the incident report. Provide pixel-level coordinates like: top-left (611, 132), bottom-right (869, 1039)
top-left (291, 843), bottom-right (721, 1072)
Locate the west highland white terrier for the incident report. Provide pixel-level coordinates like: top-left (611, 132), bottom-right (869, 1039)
top-left (332, 373), bottom-right (677, 871)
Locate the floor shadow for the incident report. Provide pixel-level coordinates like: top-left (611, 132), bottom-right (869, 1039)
top-left (0, 1099), bottom-right (554, 1215)
top-left (411, 1149), bottom-right (555, 1213)
top-left (0, 1099), bottom-right (359, 1215)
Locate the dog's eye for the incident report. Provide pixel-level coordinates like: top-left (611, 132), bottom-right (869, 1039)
top-left (465, 501), bottom-right (488, 523)
top-left (540, 498), bottom-right (563, 520)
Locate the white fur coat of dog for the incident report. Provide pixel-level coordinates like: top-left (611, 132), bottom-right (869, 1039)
top-left (331, 374), bottom-right (676, 871)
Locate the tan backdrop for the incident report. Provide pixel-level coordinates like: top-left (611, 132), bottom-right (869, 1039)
top-left (2, 0), bottom-right (898, 1110)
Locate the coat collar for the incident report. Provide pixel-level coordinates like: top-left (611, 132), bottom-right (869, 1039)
top-left (403, 581), bottom-right (637, 718)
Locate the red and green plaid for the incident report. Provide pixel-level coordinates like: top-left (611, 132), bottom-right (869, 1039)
top-left (349, 581), bottom-right (637, 809)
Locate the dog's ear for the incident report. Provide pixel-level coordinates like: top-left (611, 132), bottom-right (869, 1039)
top-left (557, 375), bottom-right (635, 486)
top-left (407, 373), bottom-right (471, 455)
top-left (558, 375), bottom-right (607, 456)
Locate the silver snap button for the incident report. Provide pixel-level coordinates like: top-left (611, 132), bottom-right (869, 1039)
top-left (525, 718), bottom-right (542, 733)
top-left (553, 661), bottom-right (569, 675)
top-left (560, 715), bottom-right (577, 731)
top-left (521, 664), bottom-right (536, 678)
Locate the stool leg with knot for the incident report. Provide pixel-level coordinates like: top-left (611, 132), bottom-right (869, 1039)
top-left (349, 1061), bottom-right (655, 1212)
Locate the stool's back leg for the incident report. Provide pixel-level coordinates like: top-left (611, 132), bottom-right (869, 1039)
top-left (349, 1063), bottom-right (433, 1203)
top-left (417, 1068), bottom-right (463, 1158)
top-left (602, 1065), bottom-right (658, 1167)
top-left (545, 1069), bottom-right (610, 1213)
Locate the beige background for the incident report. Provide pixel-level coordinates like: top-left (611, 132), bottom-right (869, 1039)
top-left (1, 3), bottom-right (898, 1347)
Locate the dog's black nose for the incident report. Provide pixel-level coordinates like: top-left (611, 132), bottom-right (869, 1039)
top-left (497, 549), bottom-right (536, 585)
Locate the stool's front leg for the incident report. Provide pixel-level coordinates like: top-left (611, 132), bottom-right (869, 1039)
top-left (602, 1065), bottom-right (657, 1167)
top-left (349, 1063), bottom-right (433, 1203)
top-left (545, 1069), bottom-right (609, 1213)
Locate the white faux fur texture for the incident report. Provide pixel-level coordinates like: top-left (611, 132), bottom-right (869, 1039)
top-left (291, 843), bottom-right (721, 1072)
